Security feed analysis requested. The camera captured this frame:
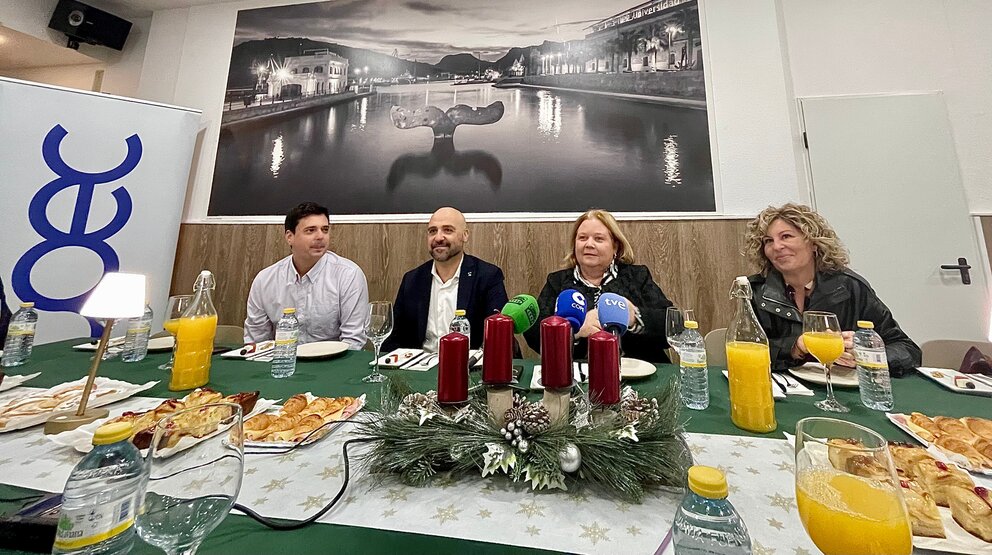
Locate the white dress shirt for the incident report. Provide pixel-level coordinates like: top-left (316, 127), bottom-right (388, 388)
top-left (422, 257), bottom-right (462, 352)
top-left (244, 252), bottom-right (369, 349)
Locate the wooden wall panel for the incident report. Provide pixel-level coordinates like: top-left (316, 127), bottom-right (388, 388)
top-left (171, 220), bottom-right (752, 356)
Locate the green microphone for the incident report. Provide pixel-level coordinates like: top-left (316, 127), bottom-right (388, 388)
top-left (500, 294), bottom-right (539, 334)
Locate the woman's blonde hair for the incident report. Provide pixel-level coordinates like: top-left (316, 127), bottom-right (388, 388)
top-left (743, 203), bottom-right (849, 274)
top-left (565, 209), bottom-right (636, 267)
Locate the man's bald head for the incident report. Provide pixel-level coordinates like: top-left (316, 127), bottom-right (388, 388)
top-left (427, 207), bottom-right (468, 263)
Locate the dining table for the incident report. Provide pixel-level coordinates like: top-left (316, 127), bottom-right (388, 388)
top-left (0, 340), bottom-right (988, 554)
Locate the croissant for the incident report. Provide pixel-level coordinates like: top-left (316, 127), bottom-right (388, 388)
top-left (909, 412), bottom-right (940, 443)
top-left (282, 395), bottom-right (309, 415)
top-left (289, 414), bottom-right (326, 443)
top-left (934, 416), bottom-right (979, 442)
top-left (962, 417), bottom-right (992, 441)
top-left (934, 436), bottom-right (989, 468)
top-left (974, 438), bottom-right (992, 463)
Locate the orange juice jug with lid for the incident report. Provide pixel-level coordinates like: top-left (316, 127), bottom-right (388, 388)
top-left (170, 270), bottom-right (218, 391)
top-left (725, 276), bottom-right (776, 433)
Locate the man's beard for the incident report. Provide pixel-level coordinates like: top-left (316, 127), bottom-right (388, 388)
top-left (431, 243), bottom-right (462, 262)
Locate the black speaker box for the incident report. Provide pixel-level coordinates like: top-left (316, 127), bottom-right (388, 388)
top-left (48, 0), bottom-right (132, 51)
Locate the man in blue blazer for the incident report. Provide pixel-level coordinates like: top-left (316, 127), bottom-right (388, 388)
top-left (384, 207), bottom-right (510, 352)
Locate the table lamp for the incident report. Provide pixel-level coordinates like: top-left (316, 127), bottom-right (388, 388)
top-left (44, 272), bottom-right (146, 434)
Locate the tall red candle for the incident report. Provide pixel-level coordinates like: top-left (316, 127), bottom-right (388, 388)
top-left (540, 316), bottom-right (572, 389)
top-left (437, 332), bottom-right (469, 403)
top-left (588, 330), bottom-right (620, 404)
top-left (482, 313), bottom-right (514, 384)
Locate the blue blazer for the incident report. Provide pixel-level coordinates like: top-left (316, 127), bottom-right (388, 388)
top-left (384, 255), bottom-right (510, 351)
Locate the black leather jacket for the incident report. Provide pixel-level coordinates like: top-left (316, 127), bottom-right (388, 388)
top-left (748, 269), bottom-right (921, 376)
top-left (0, 277), bottom-right (10, 346)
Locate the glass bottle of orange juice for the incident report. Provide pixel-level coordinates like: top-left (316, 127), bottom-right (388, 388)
top-left (725, 276), bottom-right (776, 433)
top-left (169, 270), bottom-right (218, 391)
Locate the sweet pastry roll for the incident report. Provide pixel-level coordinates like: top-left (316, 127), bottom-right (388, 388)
top-left (844, 454), bottom-right (891, 482)
top-left (913, 459), bottom-right (974, 507)
top-left (934, 416), bottom-right (979, 443)
top-left (827, 438), bottom-right (865, 472)
top-left (945, 486), bottom-right (992, 542)
top-left (281, 394), bottom-right (309, 415)
top-left (298, 397), bottom-right (335, 417)
top-left (888, 442), bottom-right (935, 479)
top-left (933, 436), bottom-right (989, 468)
top-left (185, 388), bottom-right (223, 407)
top-left (908, 412), bottom-right (940, 443)
top-left (962, 417), bottom-right (992, 441)
top-left (289, 414), bottom-right (326, 443)
top-left (244, 414), bottom-right (276, 441)
top-left (974, 438), bottom-right (992, 464)
top-left (899, 479), bottom-right (945, 538)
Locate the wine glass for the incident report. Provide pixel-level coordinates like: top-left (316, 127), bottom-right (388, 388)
top-left (802, 311), bottom-right (848, 413)
top-left (159, 295), bottom-right (192, 371)
top-left (666, 306), bottom-right (687, 353)
top-left (136, 402), bottom-right (244, 555)
top-left (794, 417), bottom-right (911, 555)
top-left (363, 301), bottom-right (393, 383)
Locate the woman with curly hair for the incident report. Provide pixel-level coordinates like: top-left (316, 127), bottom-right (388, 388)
top-left (524, 209), bottom-right (675, 363)
top-left (743, 203), bottom-right (921, 375)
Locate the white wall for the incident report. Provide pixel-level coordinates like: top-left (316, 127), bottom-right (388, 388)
top-left (778, 0), bottom-right (992, 215)
top-left (0, 0), bottom-right (150, 97)
top-left (133, 0), bottom-right (805, 222)
top-left (3, 63), bottom-right (104, 90)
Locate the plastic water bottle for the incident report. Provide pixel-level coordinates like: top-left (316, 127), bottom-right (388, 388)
top-left (121, 303), bottom-right (153, 363)
top-left (2, 302), bottom-right (39, 368)
top-left (854, 320), bottom-right (893, 411)
top-left (271, 308), bottom-right (299, 379)
top-left (449, 309), bottom-right (471, 345)
top-left (678, 321), bottom-right (709, 410)
top-left (673, 466), bottom-right (752, 555)
top-left (52, 422), bottom-right (146, 555)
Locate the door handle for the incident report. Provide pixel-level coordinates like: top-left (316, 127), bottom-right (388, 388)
top-left (940, 257), bottom-right (972, 285)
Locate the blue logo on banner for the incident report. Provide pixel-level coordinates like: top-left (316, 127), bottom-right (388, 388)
top-left (11, 124), bottom-right (142, 336)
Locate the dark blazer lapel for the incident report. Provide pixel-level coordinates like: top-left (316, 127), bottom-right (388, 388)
top-left (414, 261), bottom-right (433, 343)
top-left (456, 255), bottom-right (477, 313)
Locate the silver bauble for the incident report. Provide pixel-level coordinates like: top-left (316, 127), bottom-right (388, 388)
top-left (504, 432), bottom-right (513, 441)
top-left (500, 427), bottom-right (507, 435)
top-left (518, 439), bottom-right (530, 453)
top-left (559, 443), bottom-right (581, 473)
top-left (507, 422), bottom-right (515, 432)
top-left (513, 428), bottom-right (523, 437)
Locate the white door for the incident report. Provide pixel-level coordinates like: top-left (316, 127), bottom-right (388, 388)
top-left (799, 92), bottom-right (989, 344)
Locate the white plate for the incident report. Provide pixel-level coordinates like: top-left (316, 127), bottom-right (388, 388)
top-left (620, 358), bottom-right (656, 379)
top-left (530, 363), bottom-right (585, 391)
top-left (0, 377), bottom-right (158, 432)
top-left (221, 341), bottom-right (275, 361)
top-left (146, 336), bottom-right (175, 352)
top-left (297, 340), bottom-right (349, 359)
top-left (0, 372), bottom-right (41, 392)
top-left (787, 362), bottom-right (859, 387)
top-left (917, 367), bottom-right (992, 397)
top-left (371, 348), bottom-right (425, 369)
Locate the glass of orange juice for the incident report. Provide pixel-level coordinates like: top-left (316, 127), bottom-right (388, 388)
top-left (158, 295), bottom-right (192, 371)
top-left (795, 417), bottom-right (911, 555)
top-left (802, 311), bottom-right (848, 413)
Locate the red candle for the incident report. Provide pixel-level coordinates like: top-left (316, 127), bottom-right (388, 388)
top-left (540, 316), bottom-right (572, 389)
top-left (438, 332), bottom-right (469, 403)
top-left (482, 313), bottom-right (514, 384)
top-left (588, 330), bottom-right (620, 404)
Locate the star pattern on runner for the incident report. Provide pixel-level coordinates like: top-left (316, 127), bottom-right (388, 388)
top-left (479, 482), bottom-right (497, 496)
top-left (731, 451), bottom-right (743, 458)
top-left (746, 467), bottom-right (760, 475)
top-left (579, 521), bottom-right (611, 545)
top-left (477, 508), bottom-right (492, 519)
top-left (298, 494), bottom-right (329, 511)
top-left (753, 540), bottom-right (776, 555)
top-left (733, 438), bottom-right (756, 449)
top-left (775, 461), bottom-right (793, 472)
top-left (185, 477), bottom-right (209, 492)
top-left (244, 467), bottom-right (258, 475)
top-left (277, 451), bottom-right (301, 463)
top-left (767, 518), bottom-right (784, 530)
top-left (319, 465), bottom-right (342, 480)
top-left (27, 438), bottom-right (47, 447)
top-left (297, 461), bottom-right (311, 469)
top-left (0, 458), bottom-right (11, 466)
top-left (430, 503), bottom-right (461, 525)
top-left (252, 497), bottom-right (268, 506)
top-left (689, 444), bottom-right (707, 455)
top-left (382, 508), bottom-right (397, 518)
top-left (262, 477), bottom-right (291, 492)
top-left (767, 493), bottom-right (796, 512)
top-left (717, 465), bottom-right (736, 475)
top-left (626, 525), bottom-right (642, 536)
top-left (613, 501), bottom-right (631, 513)
top-left (792, 548), bottom-right (811, 555)
top-left (384, 488), bottom-right (410, 503)
top-left (568, 490), bottom-right (590, 505)
top-left (525, 525), bottom-right (540, 537)
top-left (517, 500), bottom-right (546, 518)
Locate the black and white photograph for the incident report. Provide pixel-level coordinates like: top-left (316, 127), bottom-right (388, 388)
top-left (210, 0), bottom-right (713, 216)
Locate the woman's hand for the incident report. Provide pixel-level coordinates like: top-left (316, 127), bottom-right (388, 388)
top-left (626, 299), bottom-right (638, 327)
top-left (576, 308), bottom-right (602, 338)
top-left (834, 331), bottom-right (857, 368)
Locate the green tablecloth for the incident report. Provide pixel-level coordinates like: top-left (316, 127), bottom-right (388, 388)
top-left (1, 340), bottom-right (989, 554)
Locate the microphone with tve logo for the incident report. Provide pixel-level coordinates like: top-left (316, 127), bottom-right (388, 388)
top-left (554, 289), bottom-right (586, 333)
top-left (597, 292), bottom-right (630, 336)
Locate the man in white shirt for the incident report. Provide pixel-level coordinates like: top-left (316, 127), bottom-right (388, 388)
top-left (384, 207), bottom-right (510, 352)
top-left (244, 202), bottom-right (369, 349)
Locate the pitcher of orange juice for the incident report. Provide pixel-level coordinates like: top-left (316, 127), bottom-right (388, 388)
top-left (170, 270), bottom-right (218, 391)
top-left (725, 276), bottom-right (776, 433)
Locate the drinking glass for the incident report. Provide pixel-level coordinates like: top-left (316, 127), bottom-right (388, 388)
top-left (794, 417), bottom-right (911, 555)
top-left (666, 307), bottom-right (691, 353)
top-left (363, 301), bottom-right (393, 383)
top-left (159, 295), bottom-right (192, 371)
top-left (136, 402), bottom-right (243, 555)
top-left (802, 311), bottom-right (848, 413)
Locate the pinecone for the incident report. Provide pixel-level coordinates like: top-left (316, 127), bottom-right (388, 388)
top-left (621, 396), bottom-right (659, 424)
top-left (521, 404), bottom-right (551, 435)
top-left (398, 391), bottom-right (439, 420)
top-left (504, 405), bottom-right (528, 425)
top-left (512, 392), bottom-right (529, 408)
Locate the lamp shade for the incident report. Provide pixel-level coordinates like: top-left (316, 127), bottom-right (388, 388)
top-left (80, 272), bottom-right (146, 319)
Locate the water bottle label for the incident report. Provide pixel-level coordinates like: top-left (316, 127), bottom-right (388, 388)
top-left (855, 349), bottom-right (888, 370)
top-left (53, 497), bottom-right (134, 550)
top-left (275, 329), bottom-right (299, 346)
top-left (6, 323), bottom-right (35, 336)
top-left (680, 350), bottom-right (707, 368)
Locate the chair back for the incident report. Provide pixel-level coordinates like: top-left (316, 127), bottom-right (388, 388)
top-left (704, 327), bottom-right (728, 367)
top-left (920, 339), bottom-right (992, 369)
top-left (215, 324), bottom-right (246, 348)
